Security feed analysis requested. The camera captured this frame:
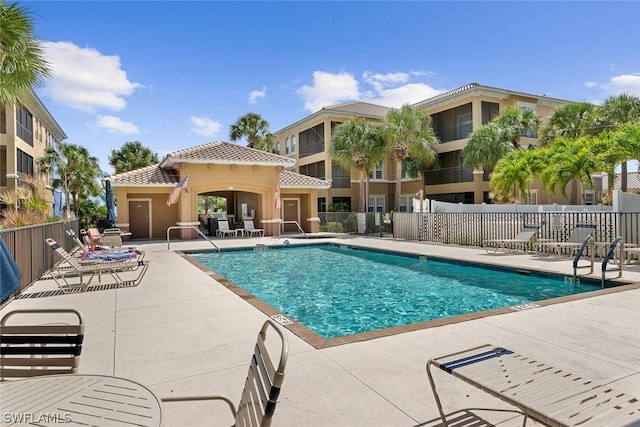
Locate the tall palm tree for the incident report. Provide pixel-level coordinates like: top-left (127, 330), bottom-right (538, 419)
top-left (462, 122), bottom-right (510, 172)
top-left (382, 104), bottom-right (439, 211)
top-left (38, 142), bottom-right (102, 217)
top-left (594, 94), bottom-right (640, 191)
top-left (109, 141), bottom-right (159, 174)
top-left (538, 102), bottom-right (597, 203)
top-left (0, 1), bottom-right (50, 106)
top-left (329, 118), bottom-right (386, 212)
top-left (539, 102), bottom-right (595, 145)
top-left (229, 112), bottom-right (273, 150)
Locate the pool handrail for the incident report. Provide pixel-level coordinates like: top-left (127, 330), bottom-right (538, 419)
top-left (601, 236), bottom-right (623, 287)
top-left (572, 234), bottom-right (594, 283)
top-left (166, 226), bottom-right (220, 252)
top-left (281, 220), bottom-right (307, 238)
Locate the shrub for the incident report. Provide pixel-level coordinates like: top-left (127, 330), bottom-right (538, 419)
top-left (326, 222), bottom-right (343, 233)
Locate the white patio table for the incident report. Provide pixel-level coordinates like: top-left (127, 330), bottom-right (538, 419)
top-left (0, 374), bottom-right (162, 426)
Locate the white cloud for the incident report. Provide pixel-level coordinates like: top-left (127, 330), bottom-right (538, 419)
top-left (190, 116), bottom-right (222, 137)
top-left (585, 73), bottom-right (640, 98)
top-left (94, 116), bottom-right (139, 134)
top-left (606, 74), bottom-right (640, 96)
top-left (42, 41), bottom-right (141, 113)
top-left (248, 86), bottom-right (267, 104)
top-left (297, 71), bottom-right (360, 112)
top-left (297, 69), bottom-right (444, 111)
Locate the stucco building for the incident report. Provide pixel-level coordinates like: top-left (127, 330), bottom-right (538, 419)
top-left (274, 83), bottom-right (576, 212)
top-left (0, 90), bottom-right (67, 213)
top-left (108, 142), bottom-right (330, 239)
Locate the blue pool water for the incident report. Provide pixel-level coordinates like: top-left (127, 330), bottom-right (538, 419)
top-left (189, 244), bottom-right (605, 339)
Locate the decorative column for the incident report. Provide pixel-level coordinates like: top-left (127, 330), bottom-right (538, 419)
top-left (473, 169), bottom-right (485, 204)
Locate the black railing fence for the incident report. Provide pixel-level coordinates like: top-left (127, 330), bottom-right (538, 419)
top-left (0, 219), bottom-right (81, 301)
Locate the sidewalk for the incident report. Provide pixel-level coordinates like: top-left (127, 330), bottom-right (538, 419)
top-left (2, 237), bottom-right (639, 426)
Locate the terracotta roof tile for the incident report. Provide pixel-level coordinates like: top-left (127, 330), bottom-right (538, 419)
top-left (281, 170), bottom-right (331, 189)
top-left (160, 141), bottom-right (296, 169)
top-left (322, 101), bottom-right (389, 118)
top-left (108, 164), bottom-right (177, 186)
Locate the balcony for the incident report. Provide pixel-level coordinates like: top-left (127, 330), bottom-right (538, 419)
top-left (425, 166), bottom-right (482, 185)
top-left (435, 124), bottom-right (473, 143)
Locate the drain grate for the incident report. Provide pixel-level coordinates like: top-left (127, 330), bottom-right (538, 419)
top-left (510, 303), bottom-right (540, 311)
top-left (270, 314), bottom-right (293, 325)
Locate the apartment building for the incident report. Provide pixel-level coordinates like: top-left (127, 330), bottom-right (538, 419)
top-left (274, 83), bottom-right (572, 212)
top-left (0, 89), bottom-right (67, 210)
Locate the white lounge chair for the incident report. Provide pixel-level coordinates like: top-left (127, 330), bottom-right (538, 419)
top-left (243, 218), bottom-right (264, 237)
top-left (536, 223), bottom-right (597, 257)
top-left (216, 219), bottom-right (237, 238)
top-left (427, 344), bottom-right (640, 427)
top-left (162, 320), bottom-right (289, 427)
top-left (45, 238), bottom-right (149, 292)
top-left (483, 224), bottom-right (539, 254)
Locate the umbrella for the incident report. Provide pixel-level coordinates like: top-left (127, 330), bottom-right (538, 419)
top-left (53, 190), bottom-right (63, 217)
top-left (105, 179), bottom-right (116, 226)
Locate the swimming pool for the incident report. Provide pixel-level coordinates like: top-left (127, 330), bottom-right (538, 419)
top-left (188, 244), bottom-right (613, 340)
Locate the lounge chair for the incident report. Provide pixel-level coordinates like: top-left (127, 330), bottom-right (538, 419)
top-left (45, 238), bottom-right (149, 292)
top-left (67, 229), bottom-right (145, 261)
top-left (536, 223), bottom-right (597, 257)
top-left (162, 319), bottom-right (289, 427)
top-left (216, 219), bottom-right (237, 238)
top-left (243, 218), bottom-right (264, 237)
top-left (102, 228), bottom-right (123, 248)
top-left (1, 309), bottom-right (84, 380)
top-left (427, 344), bottom-right (640, 427)
top-left (483, 224), bottom-right (539, 254)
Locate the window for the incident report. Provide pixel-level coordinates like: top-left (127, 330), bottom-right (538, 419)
top-left (584, 191), bottom-right (595, 205)
top-left (398, 195), bottom-right (415, 212)
top-left (368, 163), bottom-right (383, 180)
top-left (456, 113), bottom-right (472, 139)
top-left (481, 101), bottom-right (500, 124)
top-left (16, 149), bottom-right (34, 175)
top-left (368, 196), bottom-right (384, 213)
top-left (299, 161), bottom-right (325, 179)
top-left (0, 146), bottom-right (6, 186)
top-left (17, 105), bottom-right (33, 146)
top-left (517, 101), bottom-right (537, 138)
top-left (290, 134), bottom-right (296, 154)
top-left (331, 162), bottom-right (350, 188)
top-left (317, 197), bottom-right (326, 213)
top-left (285, 136), bottom-right (290, 154)
top-left (520, 190), bottom-right (538, 205)
top-left (0, 105), bottom-right (6, 134)
top-left (299, 124), bottom-right (324, 157)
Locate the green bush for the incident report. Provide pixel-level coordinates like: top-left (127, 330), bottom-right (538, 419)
top-left (343, 213), bottom-right (358, 232)
top-left (326, 222), bottom-right (343, 233)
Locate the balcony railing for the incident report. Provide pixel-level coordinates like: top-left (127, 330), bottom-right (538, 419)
top-left (425, 166), bottom-right (480, 185)
top-left (331, 176), bottom-right (351, 188)
top-left (436, 124), bottom-right (473, 143)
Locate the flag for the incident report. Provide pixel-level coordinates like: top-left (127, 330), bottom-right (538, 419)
top-left (274, 182), bottom-right (281, 210)
top-left (166, 176), bottom-right (189, 206)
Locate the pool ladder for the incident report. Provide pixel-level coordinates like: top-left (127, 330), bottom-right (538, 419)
top-left (572, 235), bottom-right (624, 288)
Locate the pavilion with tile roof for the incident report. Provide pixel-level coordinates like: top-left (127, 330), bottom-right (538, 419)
top-left (107, 141), bottom-right (330, 239)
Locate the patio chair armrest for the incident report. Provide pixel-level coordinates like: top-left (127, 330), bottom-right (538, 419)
top-left (161, 394), bottom-right (237, 418)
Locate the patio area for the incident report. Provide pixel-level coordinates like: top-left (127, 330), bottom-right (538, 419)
top-left (2, 236), bottom-right (639, 426)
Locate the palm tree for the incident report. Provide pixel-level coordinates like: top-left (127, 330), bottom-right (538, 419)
top-left (539, 102), bottom-right (595, 145)
top-left (38, 142), bottom-right (102, 217)
top-left (108, 141), bottom-right (159, 174)
top-left (540, 136), bottom-right (598, 204)
top-left (329, 118), bottom-right (386, 212)
top-left (490, 148), bottom-right (545, 202)
top-left (229, 113), bottom-right (274, 150)
top-left (493, 106), bottom-right (541, 147)
top-left (0, 1), bottom-right (50, 106)
top-left (593, 94), bottom-right (640, 191)
top-left (462, 122), bottom-right (509, 172)
top-left (382, 104), bottom-right (439, 211)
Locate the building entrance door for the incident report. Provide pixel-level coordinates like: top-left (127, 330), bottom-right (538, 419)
top-left (282, 199), bottom-right (299, 233)
top-left (129, 200), bottom-right (150, 239)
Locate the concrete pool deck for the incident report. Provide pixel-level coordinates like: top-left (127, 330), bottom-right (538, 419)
top-left (2, 236), bottom-right (639, 426)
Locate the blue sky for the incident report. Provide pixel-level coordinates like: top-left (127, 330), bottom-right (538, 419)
top-left (24, 1), bottom-right (640, 174)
